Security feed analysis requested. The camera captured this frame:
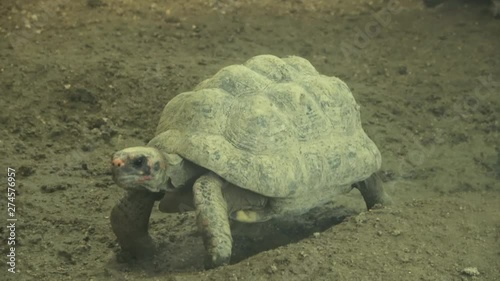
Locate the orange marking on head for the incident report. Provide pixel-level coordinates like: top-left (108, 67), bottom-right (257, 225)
top-left (112, 158), bottom-right (125, 167)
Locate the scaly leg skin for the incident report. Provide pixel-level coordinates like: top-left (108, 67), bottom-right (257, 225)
top-left (193, 172), bottom-right (232, 268)
top-left (353, 172), bottom-right (391, 210)
top-left (110, 190), bottom-right (163, 260)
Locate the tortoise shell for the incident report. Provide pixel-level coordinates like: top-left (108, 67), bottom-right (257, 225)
top-left (149, 55), bottom-right (381, 198)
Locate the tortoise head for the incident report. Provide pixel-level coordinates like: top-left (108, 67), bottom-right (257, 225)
top-left (111, 147), bottom-right (168, 192)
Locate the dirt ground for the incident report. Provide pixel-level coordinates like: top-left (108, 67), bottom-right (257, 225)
top-left (1, 0), bottom-right (499, 280)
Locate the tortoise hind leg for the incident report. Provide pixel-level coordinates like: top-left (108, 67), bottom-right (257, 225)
top-left (352, 172), bottom-right (391, 210)
top-left (193, 172), bottom-right (232, 268)
top-left (110, 190), bottom-right (163, 259)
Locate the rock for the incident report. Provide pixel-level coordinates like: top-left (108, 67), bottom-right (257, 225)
top-left (461, 267), bottom-right (480, 276)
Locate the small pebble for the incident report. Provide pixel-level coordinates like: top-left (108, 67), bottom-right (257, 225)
top-left (267, 264), bottom-right (278, 274)
top-left (462, 267), bottom-right (480, 276)
top-left (391, 230), bottom-right (401, 236)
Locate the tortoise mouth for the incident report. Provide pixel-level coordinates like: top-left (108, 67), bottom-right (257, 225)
top-left (111, 165), bottom-right (148, 189)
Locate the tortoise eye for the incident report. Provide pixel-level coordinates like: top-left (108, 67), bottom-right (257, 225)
top-left (132, 156), bottom-right (146, 169)
top-left (153, 162), bottom-right (160, 171)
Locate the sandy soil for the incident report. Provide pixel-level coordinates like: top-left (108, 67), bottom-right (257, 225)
top-left (1, 0), bottom-right (499, 280)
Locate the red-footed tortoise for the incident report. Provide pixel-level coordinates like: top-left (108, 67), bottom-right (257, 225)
top-left (110, 54), bottom-right (389, 268)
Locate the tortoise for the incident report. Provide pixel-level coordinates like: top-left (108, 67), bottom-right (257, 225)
top-left (110, 54), bottom-right (389, 268)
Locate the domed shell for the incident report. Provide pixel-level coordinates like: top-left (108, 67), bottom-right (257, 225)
top-left (150, 55), bottom-right (381, 198)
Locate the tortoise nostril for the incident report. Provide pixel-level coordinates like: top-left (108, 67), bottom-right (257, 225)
top-left (112, 158), bottom-right (125, 167)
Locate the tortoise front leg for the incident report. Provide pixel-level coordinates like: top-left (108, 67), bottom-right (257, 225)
top-left (110, 190), bottom-right (163, 259)
top-left (193, 172), bottom-right (232, 268)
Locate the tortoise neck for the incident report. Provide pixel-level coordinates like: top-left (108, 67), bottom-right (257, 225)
top-left (162, 153), bottom-right (206, 190)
